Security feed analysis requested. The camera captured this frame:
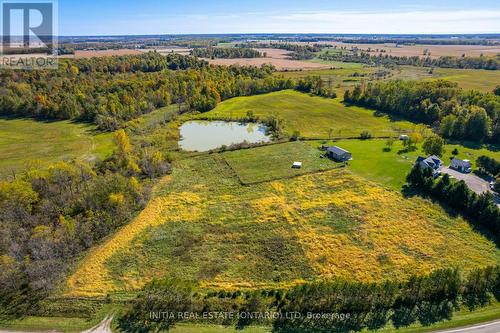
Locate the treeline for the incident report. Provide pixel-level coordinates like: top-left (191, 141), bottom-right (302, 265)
top-left (344, 80), bottom-right (500, 143)
top-left (296, 76), bottom-right (337, 98)
top-left (477, 156), bottom-right (500, 177)
top-left (0, 129), bottom-right (171, 316)
top-left (191, 47), bottom-right (262, 59)
top-left (118, 267), bottom-right (500, 332)
top-left (339, 38), bottom-right (500, 46)
top-left (0, 52), bottom-right (293, 130)
top-left (319, 51), bottom-right (499, 70)
top-left (236, 42), bottom-right (322, 60)
top-left (406, 165), bottom-right (500, 239)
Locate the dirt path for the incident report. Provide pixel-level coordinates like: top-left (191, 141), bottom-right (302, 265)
top-left (0, 315), bottom-right (113, 333)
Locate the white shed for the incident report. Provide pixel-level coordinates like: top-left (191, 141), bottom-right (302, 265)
top-left (292, 162), bottom-right (302, 169)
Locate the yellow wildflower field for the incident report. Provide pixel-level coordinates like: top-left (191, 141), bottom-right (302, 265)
top-left (65, 155), bottom-right (500, 296)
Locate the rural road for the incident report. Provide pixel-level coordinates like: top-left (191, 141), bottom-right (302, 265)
top-left (80, 315), bottom-right (113, 333)
top-left (433, 319), bottom-right (500, 333)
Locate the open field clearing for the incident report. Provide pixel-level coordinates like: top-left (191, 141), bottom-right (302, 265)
top-left (0, 118), bottom-right (114, 179)
top-left (196, 90), bottom-right (414, 138)
top-left (223, 141), bottom-right (342, 184)
top-left (321, 42), bottom-right (500, 58)
top-left (205, 57), bottom-right (330, 70)
top-left (204, 47), bottom-right (331, 70)
top-left (431, 67), bottom-right (500, 92)
top-left (65, 154), bottom-right (500, 296)
top-left (279, 66), bottom-right (500, 92)
top-left (59, 49), bottom-right (144, 58)
top-left (142, 47), bottom-right (191, 55)
top-left (308, 140), bottom-right (499, 190)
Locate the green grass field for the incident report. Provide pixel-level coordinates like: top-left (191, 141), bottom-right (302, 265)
top-left (308, 139), bottom-right (499, 190)
top-left (0, 118), bottom-right (114, 179)
top-left (3, 300), bottom-right (500, 333)
top-left (197, 90), bottom-right (414, 138)
top-left (431, 67), bottom-right (500, 92)
top-left (66, 153), bottom-right (500, 296)
top-left (278, 65), bottom-right (500, 93)
top-left (223, 141), bottom-right (341, 184)
top-left (169, 301), bottom-right (500, 333)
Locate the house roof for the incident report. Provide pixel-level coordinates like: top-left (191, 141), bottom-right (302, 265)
top-left (327, 146), bottom-right (350, 155)
top-left (416, 155), bottom-right (443, 169)
top-left (451, 158), bottom-right (471, 168)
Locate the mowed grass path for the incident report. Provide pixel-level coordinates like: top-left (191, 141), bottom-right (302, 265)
top-left (66, 154), bottom-right (500, 296)
top-left (0, 118), bottom-right (114, 178)
top-left (197, 90), bottom-right (414, 138)
top-left (224, 141), bottom-right (341, 184)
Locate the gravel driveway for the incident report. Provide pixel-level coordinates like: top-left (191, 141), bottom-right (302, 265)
top-left (441, 167), bottom-right (493, 195)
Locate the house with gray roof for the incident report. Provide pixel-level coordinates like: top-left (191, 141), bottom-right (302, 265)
top-left (326, 146), bottom-right (352, 162)
top-left (415, 155), bottom-right (443, 177)
top-left (450, 158), bottom-right (472, 173)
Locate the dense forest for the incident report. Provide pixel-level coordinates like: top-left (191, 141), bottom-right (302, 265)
top-left (344, 80), bottom-right (500, 143)
top-left (0, 126), bottom-right (173, 315)
top-left (0, 52), bottom-right (294, 130)
top-left (319, 51), bottom-right (499, 70)
top-left (118, 267), bottom-right (500, 333)
top-left (190, 47), bottom-right (262, 59)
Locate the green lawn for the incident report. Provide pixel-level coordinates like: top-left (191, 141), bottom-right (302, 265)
top-left (170, 301), bottom-right (500, 333)
top-left (0, 118), bottom-right (114, 179)
top-left (198, 90), bottom-right (414, 139)
top-left (309, 139), bottom-right (499, 190)
top-left (223, 141), bottom-right (341, 184)
top-left (431, 67), bottom-right (500, 92)
top-left (4, 301), bottom-right (500, 333)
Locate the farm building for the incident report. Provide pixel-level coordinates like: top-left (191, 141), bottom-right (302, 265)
top-left (415, 155), bottom-right (443, 177)
top-left (292, 162), bottom-right (302, 169)
top-left (399, 134), bottom-right (409, 141)
top-left (450, 158), bottom-right (472, 173)
top-left (326, 146), bottom-right (352, 162)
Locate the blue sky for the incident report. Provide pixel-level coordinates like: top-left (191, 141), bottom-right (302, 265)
top-left (58, 0), bottom-right (500, 35)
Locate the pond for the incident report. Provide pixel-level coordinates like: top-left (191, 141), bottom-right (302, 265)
top-left (179, 120), bottom-right (271, 152)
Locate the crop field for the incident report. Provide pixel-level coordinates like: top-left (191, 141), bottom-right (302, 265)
top-left (223, 141), bottom-right (341, 184)
top-left (60, 49), bottom-right (144, 58)
top-left (0, 118), bottom-right (114, 179)
top-left (66, 153), bottom-right (500, 296)
top-left (196, 90), bottom-right (414, 138)
top-left (322, 42), bottom-right (500, 58)
top-left (204, 48), bottom-right (331, 70)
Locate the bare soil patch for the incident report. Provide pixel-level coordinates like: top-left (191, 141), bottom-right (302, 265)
top-left (62, 49), bottom-right (143, 59)
top-left (205, 48), bottom-right (329, 70)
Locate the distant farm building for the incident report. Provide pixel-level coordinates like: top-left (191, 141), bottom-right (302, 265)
top-left (326, 146), bottom-right (352, 162)
top-left (399, 134), bottom-right (409, 141)
top-left (416, 155), bottom-right (443, 177)
top-left (450, 158), bottom-right (472, 173)
top-left (292, 161), bottom-right (302, 169)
